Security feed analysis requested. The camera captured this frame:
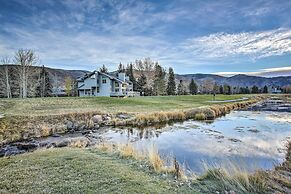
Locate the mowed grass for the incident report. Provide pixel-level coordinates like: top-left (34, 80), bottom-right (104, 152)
top-left (0, 148), bottom-right (194, 194)
top-left (0, 94), bottom-right (247, 116)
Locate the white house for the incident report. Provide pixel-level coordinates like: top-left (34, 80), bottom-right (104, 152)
top-left (77, 70), bottom-right (139, 97)
top-left (271, 87), bottom-right (282, 94)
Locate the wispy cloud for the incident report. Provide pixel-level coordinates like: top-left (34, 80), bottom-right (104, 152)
top-left (182, 28), bottom-right (291, 60)
top-left (214, 66), bottom-right (291, 77)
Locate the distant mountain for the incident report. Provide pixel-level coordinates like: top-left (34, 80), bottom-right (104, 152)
top-left (44, 67), bottom-right (89, 86)
top-left (176, 73), bottom-right (291, 88)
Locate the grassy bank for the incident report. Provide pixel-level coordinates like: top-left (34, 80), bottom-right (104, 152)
top-left (0, 148), bottom-right (194, 193)
top-left (0, 94), bottom-right (248, 116)
top-left (2, 143), bottom-right (289, 193)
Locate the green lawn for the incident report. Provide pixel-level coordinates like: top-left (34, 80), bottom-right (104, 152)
top-left (0, 148), bottom-right (195, 194)
top-left (0, 94), bottom-right (248, 116)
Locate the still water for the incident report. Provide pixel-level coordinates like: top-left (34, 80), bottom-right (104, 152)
top-left (99, 111), bottom-right (291, 173)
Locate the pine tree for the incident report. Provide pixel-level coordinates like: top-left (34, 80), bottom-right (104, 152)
top-left (189, 79), bottom-right (197, 95)
top-left (245, 86), bottom-right (250, 94)
top-left (153, 63), bottom-right (166, 95)
top-left (263, 85), bottom-right (268, 93)
top-left (100, 64), bottom-right (108, 73)
top-left (117, 63), bottom-right (125, 73)
top-left (251, 85), bottom-right (259, 93)
top-left (36, 65), bottom-right (52, 97)
top-left (126, 63), bottom-right (137, 91)
top-left (177, 80), bottom-right (186, 95)
top-left (137, 72), bottom-right (147, 94)
top-left (166, 67), bottom-right (176, 95)
top-left (223, 84), bottom-right (231, 94)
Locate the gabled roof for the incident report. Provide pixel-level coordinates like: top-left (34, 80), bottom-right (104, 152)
top-left (77, 70), bottom-right (131, 84)
top-left (76, 71), bottom-right (97, 81)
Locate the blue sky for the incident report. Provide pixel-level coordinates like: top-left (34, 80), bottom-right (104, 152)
top-left (0, 0), bottom-right (290, 75)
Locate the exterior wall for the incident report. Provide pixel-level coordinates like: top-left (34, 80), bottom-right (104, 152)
top-left (98, 75), bottom-right (111, 96)
top-left (78, 72), bottom-right (98, 97)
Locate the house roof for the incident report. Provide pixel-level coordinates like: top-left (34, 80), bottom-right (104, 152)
top-left (77, 70), bottom-right (132, 84)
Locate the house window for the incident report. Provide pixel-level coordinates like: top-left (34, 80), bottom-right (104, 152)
top-left (115, 82), bottom-right (119, 87)
top-left (115, 88), bottom-right (119, 92)
top-left (102, 78), bottom-right (107, 84)
top-left (85, 89), bottom-right (90, 95)
top-left (91, 74), bottom-right (95, 79)
top-left (91, 87), bottom-right (96, 95)
top-left (97, 87), bottom-right (100, 93)
top-left (122, 84), bottom-right (127, 87)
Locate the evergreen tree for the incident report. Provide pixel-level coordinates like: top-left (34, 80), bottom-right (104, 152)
top-left (153, 63), bottom-right (166, 95)
top-left (137, 72), bottom-right (147, 94)
top-left (251, 85), bottom-right (259, 93)
top-left (126, 63), bottom-right (137, 91)
top-left (117, 63), bottom-right (125, 73)
top-left (189, 79), bottom-right (198, 95)
top-left (177, 80), bottom-right (186, 95)
top-left (100, 64), bottom-right (108, 73)
top-left (263, 85), bottom-right (268, 93)
top-left (223, 84), bottom-right (231, 94)
top-left (245, 86), bottom-right (250, 94)
top-left (36, 65), bottom-right (52, 97)
top-left (166, 67), bottom-right (176, 95)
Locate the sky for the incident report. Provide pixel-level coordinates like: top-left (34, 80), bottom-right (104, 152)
top-left (0, 0), bottom-right (290, 75)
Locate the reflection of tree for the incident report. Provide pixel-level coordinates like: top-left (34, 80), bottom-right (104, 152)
top-left (139, 129), bottom-right (144, 140)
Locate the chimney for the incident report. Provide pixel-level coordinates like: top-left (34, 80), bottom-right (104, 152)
top-left (118, 72), bottom-right (126, 81)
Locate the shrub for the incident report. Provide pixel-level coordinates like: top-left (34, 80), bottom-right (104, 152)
top-left (148, 144), bottom-right (164, 172)
top-left (194, 113), bottom-right (206, 120)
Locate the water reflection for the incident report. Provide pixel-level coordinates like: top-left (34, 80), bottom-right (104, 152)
top-left (98, 111), bottom-right (291, 174)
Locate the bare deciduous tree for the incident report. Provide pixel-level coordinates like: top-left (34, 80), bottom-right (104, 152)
top-left (52, 73), bottom-right (61, 97)
top-left (201, 79), bottom-right (215, 94)
top-left (14, 49), bottom-right (38, 98)
top-left (0, 57), bottom-right (12, 98)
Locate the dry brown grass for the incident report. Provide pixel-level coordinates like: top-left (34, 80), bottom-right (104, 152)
top-left (117, 143), bottom-right (135, 158)
top-left (199, 162), bottom-right (268, 193)
top-left (194, 113), bottom-right (206, 120)
top-left (134, 111), bottom-right (187, 126)
top-left (148, 144), bottom-right (164, 172)
top-left (94, 142), bottom-right (178, 175)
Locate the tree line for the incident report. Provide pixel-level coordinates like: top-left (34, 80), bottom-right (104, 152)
top-left (0, 49), bottom-right (82, 98)
top-left (0, 49), bottom-right (67, 98)
top-left (1, 52), bottom-right (290, 98)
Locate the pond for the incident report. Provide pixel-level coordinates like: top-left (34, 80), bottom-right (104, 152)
top-left (1, 98), bottom-right (291, 175)
top-left (99, 110), bottom-right (291, 174)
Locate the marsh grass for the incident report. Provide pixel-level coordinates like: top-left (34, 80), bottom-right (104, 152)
top-left (95, 142), bottom-right (178, 176)
top-left (198, 161), bottom-right (268, 193)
